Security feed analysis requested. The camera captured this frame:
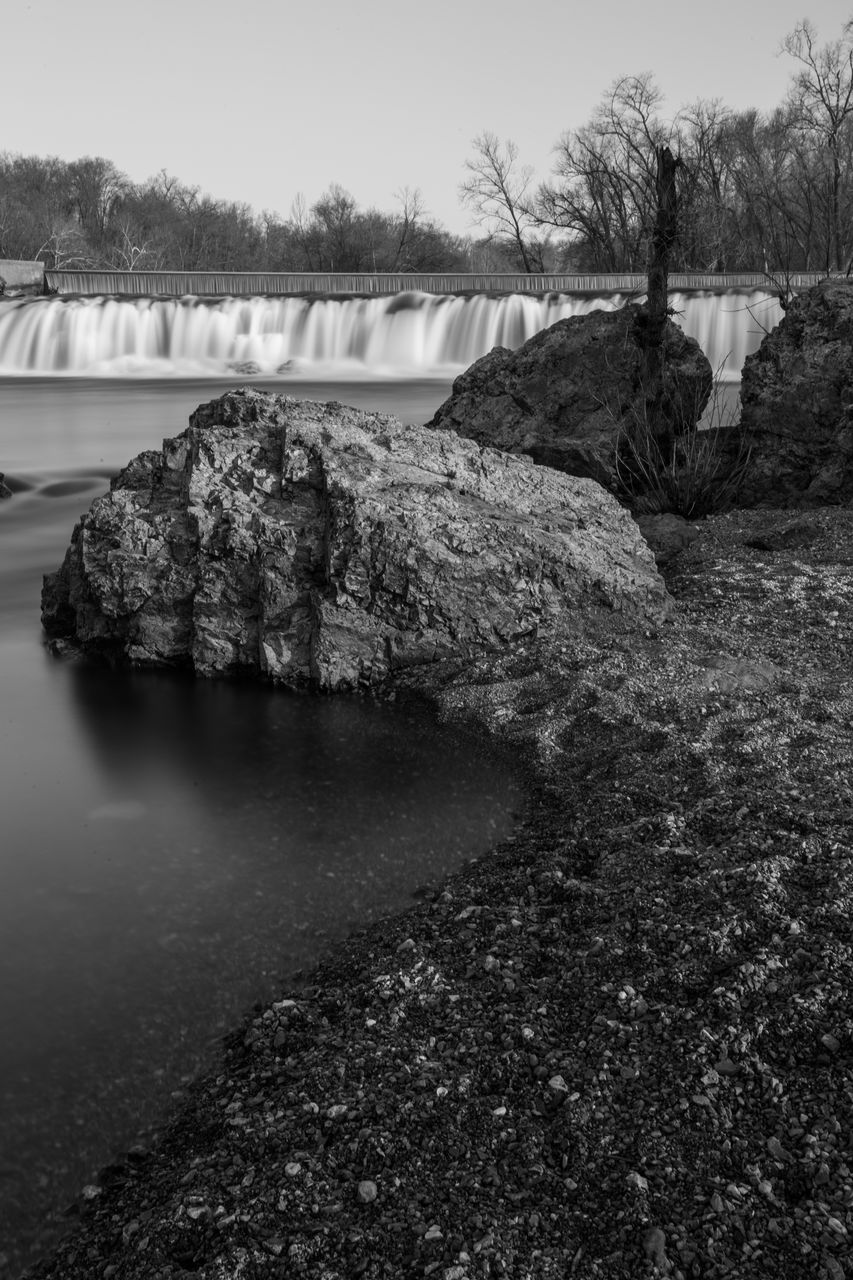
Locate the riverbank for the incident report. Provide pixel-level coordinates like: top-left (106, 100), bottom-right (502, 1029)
top-left (26, 503), bottom-right (853, 1280)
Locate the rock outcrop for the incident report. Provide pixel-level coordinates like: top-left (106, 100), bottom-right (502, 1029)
top-left (735, 279), bottom-right (853, 505)
top-left (42, 389), bottom-right (669, 691)
top-left (426, 304), bottom-right (713, 492)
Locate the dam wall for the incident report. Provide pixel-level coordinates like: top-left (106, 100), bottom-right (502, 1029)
top-left (43, 269), bottom-right (832, 298)
top-left (0, 259), bottom-right (45, 295)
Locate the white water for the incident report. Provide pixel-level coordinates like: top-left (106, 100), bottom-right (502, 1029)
top-left (0, 289), bottom-right (784, 381)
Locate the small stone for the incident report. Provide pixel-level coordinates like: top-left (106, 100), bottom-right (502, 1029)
top-left (357, 1179), bottom-right (378, 1203)
top-left (716, 1057), bottom-right (739, 1076)
top-left (821, 1034), bottom-right (841, 1054)
top-left (397, 937), bottom-right (416, 953)
top-left (444, 1268), bottom-right (468, 1280)
top-left (425, 1224), bottom-right (443, 1241)
top-left (824, 1257), bottom-right (845, 1279)
top-left (767, 1136), bottom-right (792, 1162)
top-left (81, 1184), bottom-right (101, 1200)
top-left (548, 1075), bottom-right (569, 1092)
top-left (285, 1162), bottom-right (302, 1177)
top-left (626, 1172), bottom-right (649, 1192)
top-left (643, 1226), bottom-right (668, 1265)
top-left (327, 1104), bottom-right (348, 1119)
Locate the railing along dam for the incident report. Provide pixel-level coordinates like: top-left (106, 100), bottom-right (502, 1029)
top-left (0, 271), bottom-right (810, 378)
top-left (44, 269), bottom-right (830, 297)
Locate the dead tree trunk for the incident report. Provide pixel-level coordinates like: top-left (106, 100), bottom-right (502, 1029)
top-left (634, 145), bottom-right (681, 454)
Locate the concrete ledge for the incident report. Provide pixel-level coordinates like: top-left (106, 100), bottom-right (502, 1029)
top-left (0, 259), bottom-right (45, 293)
top-left (43, 269), bottom-right (835, 298)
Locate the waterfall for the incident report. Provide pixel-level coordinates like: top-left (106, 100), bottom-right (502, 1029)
top-left (0, 289), bottom-right (782, 380)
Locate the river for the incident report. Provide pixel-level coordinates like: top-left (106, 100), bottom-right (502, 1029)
top-left (0, 375), bottom-right (524, 1275)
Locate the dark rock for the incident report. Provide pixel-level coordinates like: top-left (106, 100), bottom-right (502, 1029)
top-left (635, 512), bottom-right (702, 566)
top-left (735, 279), bottom-right (853, 506)
top-left (0, 473), bottom-right (11, 499)
top-left (426, 305), bottom-right (712, 493)
top-left (743, 518), bottom-right (822, 553)
top-left (42, 388), bottom-right (669, 691)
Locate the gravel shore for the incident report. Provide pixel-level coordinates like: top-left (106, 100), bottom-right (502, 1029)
top-left (25, 505), bottom-right (853, 1280)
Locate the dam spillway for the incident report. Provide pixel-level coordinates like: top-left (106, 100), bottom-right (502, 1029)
top-left (0, 287), bottom-right (784, 380)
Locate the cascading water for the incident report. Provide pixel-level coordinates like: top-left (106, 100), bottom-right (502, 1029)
top-left (0, 288), bottom-right (783, 380)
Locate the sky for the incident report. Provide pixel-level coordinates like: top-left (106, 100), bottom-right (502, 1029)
top-left (2, 0), bottom-right (851, 235)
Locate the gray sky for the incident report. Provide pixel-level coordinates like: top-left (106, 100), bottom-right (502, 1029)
top-left (3, 0), bottom-right (851, 233)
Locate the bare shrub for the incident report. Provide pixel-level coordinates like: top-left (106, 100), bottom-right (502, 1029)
top-left (615, 372), bottom-right (753, 518)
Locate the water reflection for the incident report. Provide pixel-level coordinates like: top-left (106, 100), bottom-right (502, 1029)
top-left (0, 376), bottom-right (520, 1274)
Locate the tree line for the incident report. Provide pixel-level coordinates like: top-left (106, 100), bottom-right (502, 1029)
top-left (0, 162), bottom-right (474, 274)
top-left (2, 17), bottom-right (850, 278)
top-left (462, 18), bottom-right (853, 275)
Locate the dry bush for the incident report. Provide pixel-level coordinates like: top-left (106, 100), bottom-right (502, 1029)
top-left (615, 372), bottom-right (753, 518)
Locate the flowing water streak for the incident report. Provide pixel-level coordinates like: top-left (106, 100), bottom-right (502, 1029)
top-left (0, 288), bottom-right (785, 381)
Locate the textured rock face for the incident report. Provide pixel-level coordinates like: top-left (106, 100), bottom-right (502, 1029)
top-left (426, 305), bottom-right (713, 492)
top-left (736, 279), bottom-right (853, 505)
top-left (42, 389), bottom-right (669, 691)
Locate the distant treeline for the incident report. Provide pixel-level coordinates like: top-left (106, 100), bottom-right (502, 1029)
top-left (2, 18), bottom-right (851, 278)
top-left (0, 164), bottom-right (485, 274)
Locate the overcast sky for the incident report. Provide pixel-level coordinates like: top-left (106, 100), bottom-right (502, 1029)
top-left (3, 0), bottom-right (851, 234)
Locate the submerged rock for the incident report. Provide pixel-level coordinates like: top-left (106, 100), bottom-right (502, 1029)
top-left (735, 279), bottom-right (853, 505)
top-left (42, 388), bottom-right (669, 690)
top-left (426, 304), bottom-right (712, 492)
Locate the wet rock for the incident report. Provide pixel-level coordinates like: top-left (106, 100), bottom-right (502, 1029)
top-left (734, 279), bottom-right (853, 506)
top-left (426, 305), bottom-right (712, 494)
top-left (42, 388), bottom-right (669, 691)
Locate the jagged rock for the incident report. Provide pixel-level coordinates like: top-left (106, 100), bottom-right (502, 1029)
top-left (735, 279), bottom-right (853, 505)
top-left (42, 389), bottom-right (670, 691)
top-left (426, 305), bottom-right (712, 493)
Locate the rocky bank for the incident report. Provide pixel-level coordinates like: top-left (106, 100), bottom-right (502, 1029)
top-left (24, 386), bottom-right (853, 1277)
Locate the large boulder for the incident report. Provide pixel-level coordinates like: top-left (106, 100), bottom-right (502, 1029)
top-left (735, 279), bottom-right (853, 505)
top-left (42, 389), bottom-right (669, 691)
top-left (426, 304), bottom-right (713, 492)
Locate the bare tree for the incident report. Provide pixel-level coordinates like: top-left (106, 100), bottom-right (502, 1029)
top-left (782, 18), bottom-right (853, 270)
top-left (460, 132), bottom-right (542, 271)
top-left (389, 186), bottom-right (425, 270)
top-left (538, 75), bottom-right (668, 270)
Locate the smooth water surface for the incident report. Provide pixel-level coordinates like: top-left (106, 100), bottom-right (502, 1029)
top-left (0, 377), bottom-right (523, 1274)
